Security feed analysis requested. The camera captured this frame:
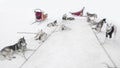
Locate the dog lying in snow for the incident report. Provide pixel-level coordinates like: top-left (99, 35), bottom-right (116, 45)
top-left (86, 12), bottom-right (97, 20)
top-left (0, 37), bottom-right (27, 60)
top-left (47, 20), bottom-right (58, 27)
top-left (62, 14), bottom-right (75, 20)
top-left (34, 30), bottom-right (47, 42)
top-left (60, 24), bottom-right (71, 31)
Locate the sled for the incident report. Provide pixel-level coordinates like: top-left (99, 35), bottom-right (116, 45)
top-left (33, 9), bottom-right (48, 24)
top-left (70, 7), bottom-right (85, 17)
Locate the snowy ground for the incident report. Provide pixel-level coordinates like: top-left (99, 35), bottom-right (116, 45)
top-left (0, 0), bottom-right (120, 68)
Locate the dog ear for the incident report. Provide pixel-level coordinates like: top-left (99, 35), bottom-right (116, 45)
top-left (103, 18), bottom-right (106, 23)
top-left (23, 37), bottom-right (25, 39)
top-left (104, 18), bottom-right (106, 21)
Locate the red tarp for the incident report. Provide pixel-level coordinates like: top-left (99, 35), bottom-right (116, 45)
top-left (70, 7), bottom-right (85, 16)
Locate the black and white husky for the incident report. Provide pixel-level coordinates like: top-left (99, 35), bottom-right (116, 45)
top-left (66, 17), bottom-right (75, 20)
top-left (62, 14), bottom-right (75, 20)
top-left (34, 30), bottom-right (47, 42)
top-left (106, 23), bottom-right (117, 39)
top-left (47, 20), bottom-right (58, 27)
top-left (0, 37), bottom-right (27, 60)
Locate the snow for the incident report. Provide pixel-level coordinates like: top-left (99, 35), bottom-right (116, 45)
top-left (0, 0), bottom-right (120, 68)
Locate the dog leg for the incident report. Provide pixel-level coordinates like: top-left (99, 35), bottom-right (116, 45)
top-left (23, 52), bottom-right (27, 60)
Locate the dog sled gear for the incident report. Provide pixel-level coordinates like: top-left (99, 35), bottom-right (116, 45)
top-left (34, 9), bottom-right (48, 22)
top-left (70, 7), bottom-right (85, 16)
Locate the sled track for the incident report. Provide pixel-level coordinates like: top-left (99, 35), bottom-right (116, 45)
top-left (19, 26), bottom-right (59, 68)
top-left (89, 25), bottom-right (118, 68)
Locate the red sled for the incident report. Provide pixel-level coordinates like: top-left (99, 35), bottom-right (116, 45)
top-left (70, 7), bottom-right (85, 16)
top-left (34, 9), bottom-right (48, 22)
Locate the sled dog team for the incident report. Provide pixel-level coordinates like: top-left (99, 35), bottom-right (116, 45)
top-left (86, 12), bottom-right (117, 39)
top-left (0, 8), bottom-right (117, 60)
top-left (0, 17), bottom-right (71, 61)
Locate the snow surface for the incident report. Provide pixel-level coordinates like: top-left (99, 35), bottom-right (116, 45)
top-left (0, 0), bottom-right (120, 68)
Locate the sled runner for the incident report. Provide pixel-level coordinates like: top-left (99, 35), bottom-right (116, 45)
top-left (70, 7), bottom-right (85, 16)
top-left (33, 9), bottom-right (48, 24)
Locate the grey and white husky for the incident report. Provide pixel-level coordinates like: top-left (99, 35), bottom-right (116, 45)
top-left (47, 20), bottom-right (58, 27)
top-left (95, 18), bottom-right (106, 32)
top-left (34, 30), bottom-right (47, 42)
top-left (86, 12), bottom-right (97, 19)
top-left (0, 37), bottom-right (27, 60)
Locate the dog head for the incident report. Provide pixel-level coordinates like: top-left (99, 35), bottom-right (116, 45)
top-left (103, 18), bottom-right (106, 23)
top-left (86, 12), bottom-right (90, 15)
top-left (19, 37), bottom-right (27, 47)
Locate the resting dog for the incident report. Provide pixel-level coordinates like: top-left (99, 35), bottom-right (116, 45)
top-left (66, 17), bottom-right (75, 20)
top-left (86, 12), bottom-right (97, 19)
top-left (62, 14), bottom-right (75, 20)
top-left (34, 30), bottom-right (47, 42)
top-left (0, 37), bottom-right (27, 60)
top-left (47, 20), bottom-right (58, 27)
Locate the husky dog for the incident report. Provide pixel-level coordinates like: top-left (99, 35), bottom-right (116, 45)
top-left (95, 18), bottom-right (106, 32)
top-left (86, 12), bottom-right (97, 19)
top-left (62, 14), bottom-right (67, 20)
top-left (47, 20), bottom-right (58, 27)
top-left (62, 14), bottom-right (75, 20)
top-left (106, 23), bottom-right (117, 38)
top-left (87, 16), bottom-right (91, 22)
top-left (0, 37), bottom-right (27, 60)
top-left (60, 24), bottom-right (71, 31)
top-left (66, 17), bottom-right (75, 20)
top-left (34, 30), bottom-right (47, 42)
top-left (87, 17), bottom-right (97, 26)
